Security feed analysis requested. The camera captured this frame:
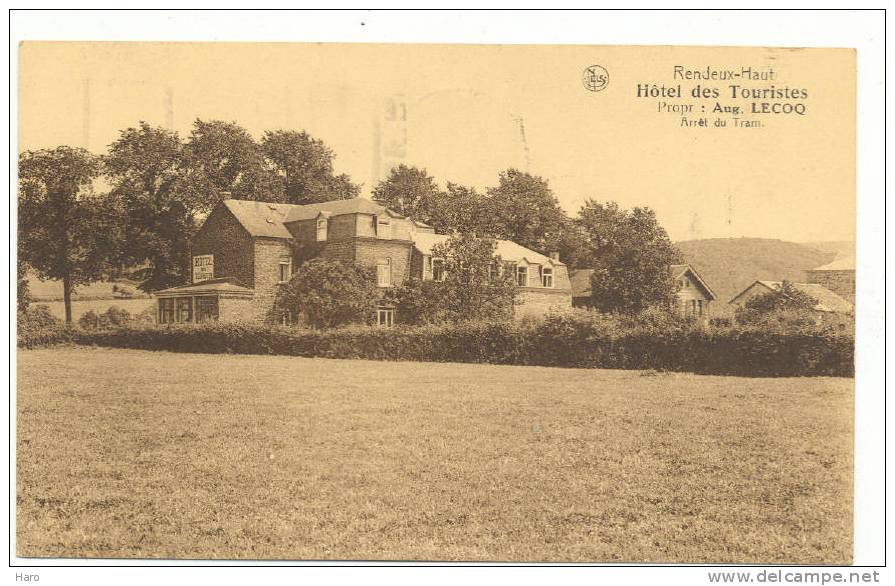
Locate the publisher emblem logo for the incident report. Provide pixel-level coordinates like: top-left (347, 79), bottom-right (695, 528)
top-left (583, 65), bottom-right (610, 92)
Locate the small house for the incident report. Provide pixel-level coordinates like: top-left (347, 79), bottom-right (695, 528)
top-left (728, 280), bottom-right (853, 314)
top-left (570, 263), bottom-right (717, 317)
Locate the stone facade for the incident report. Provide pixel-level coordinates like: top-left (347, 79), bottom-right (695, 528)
top-left (352, 238), bottom-right (414, 286)
top-left (191, 205), bottom-right (255, 287)
top-left (252, 238), bottom-right (293, 322)
top-left (515, 288), bottom-right (575, 317)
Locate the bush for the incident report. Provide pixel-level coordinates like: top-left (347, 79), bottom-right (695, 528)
top-left (19, 304), bottom-right (62, 328)
top-left (274, 258), bottom-right (380, 328)
top-left (17, 305), bottom-right (71, 349)
top-left (78, 306), bottom-right (133, 330)
top-left (78, 310), bottom-right (103, 329)
top-left (133, 306), bottom-right (157, 325)
top-left (104, 306), bottom-right (132, 326)
top-left (19, 317), bottom-right (853, 377)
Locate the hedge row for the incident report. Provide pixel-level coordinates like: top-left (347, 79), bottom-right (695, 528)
top-left (18, 314), bottom-right (854, 377)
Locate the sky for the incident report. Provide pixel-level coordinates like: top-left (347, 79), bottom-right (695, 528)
top-left (18, 42), bottom-right (855, 243)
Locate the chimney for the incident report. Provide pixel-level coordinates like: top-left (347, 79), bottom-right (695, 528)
top-left (549, 251), bottom-right (560, 262)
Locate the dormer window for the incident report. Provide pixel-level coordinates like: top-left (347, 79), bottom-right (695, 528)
top-left (541, 267), bottom-right (554, 288)
top-left (376, 215), bottom-right (392, 239)
top-left (316, 218), bottom-right (327, 241)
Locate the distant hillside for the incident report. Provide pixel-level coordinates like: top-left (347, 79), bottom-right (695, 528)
top-left (801, 240), bottom-right (855, 260)
top-left (674, 238), bottom-right (839, 309)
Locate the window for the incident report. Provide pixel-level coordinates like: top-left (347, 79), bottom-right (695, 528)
top-left (377, 307), bottom-right (395, 328)
top-left (376, 216), bottom-right (392, 239)
top-left (377, 307), bottom-right (394, 327)
top-left (280, 310), bottom-right (293, 326)
top-left (158, 298), bottom-right (175, 324)
top-left (316, 218), bottom-right (327, 241)
top-left (542, 267), bottom-right (554, 288)
top-left (516, 265), bottom-right (529, 287)
top-left (432, 259), bottom-right (445, 282)
top-left (277, 261), bottom-right (292, 283)
top-left (195, 296), bottom-right (219, 323)
top-left (377, 258), bottom-right (392, 287)
top-left (176, 298), bottom-right (193, 323)
top-left (423, 255), bottom-right (433, 280)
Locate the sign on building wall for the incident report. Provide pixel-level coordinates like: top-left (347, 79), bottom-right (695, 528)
top-left (192, 254), bottom-right (214, 283)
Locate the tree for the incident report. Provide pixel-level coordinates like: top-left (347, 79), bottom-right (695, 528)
top-left (547, 216), bottom-right (589, 270)
top-left (17, 262), bottom-right (32, 313)
top-left (275, 258), bottom-right (380, 328)
top-left (421, 182), bottom-right (488, 235)
top-left (485, 169), bottom-right (570, 255)
top-left (387, 233), bottom-right (516, 324)
top-left (382, 278), bottom-right (446, 325)
top-left (576, 200), bottom-right (682, 314)
top-left (104, 122), bottom-right (198, 291)
top-left (261, 130), bottom-right (359, 204)
top-left (372, 164), bottom-right (440, 219)
top-left (18, 146), bottom-right (115, 323)
top-left (735, 281), bottom-right (818, 325)
top-left (185, 119), bottom-right (283, 203)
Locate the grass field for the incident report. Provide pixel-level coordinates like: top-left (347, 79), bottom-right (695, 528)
top-left (35, 298), bottom-right (155, 322)
top-left (16, 347), bottom-right (853, 563)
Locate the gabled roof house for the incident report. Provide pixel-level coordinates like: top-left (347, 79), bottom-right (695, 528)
top-left (570, 263), bottom-right (717, 317)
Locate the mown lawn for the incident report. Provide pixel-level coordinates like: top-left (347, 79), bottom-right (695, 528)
top-left (16, 347), bottom-right (853, 563)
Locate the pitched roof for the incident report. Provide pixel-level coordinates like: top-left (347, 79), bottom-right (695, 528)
top-left (809, 256), bottom-right (855, 271)
top-left (669, 264), bottom-right (690, 278)
top-left (223, 199), bottom-right (300, 239)
top-left (154, 277), bottom-right (254, 298)
top-left (283, 198), bottom-right (399, 223)
top-left (570, 269), bottom-right (595, 298)
top-left (220, 198), bottom-right (410, 239)
top-left (411, 232), bottom-right (563, 266)
top-left (730, 280), bottom-right (853, 313)
top-left (571, 265), bottom-right (716, 300)
top-left (670, 263), bottom-right (717, 300)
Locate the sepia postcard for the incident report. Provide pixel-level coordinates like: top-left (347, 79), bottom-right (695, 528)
top-left (15, 39), bottom-right (861, 565)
